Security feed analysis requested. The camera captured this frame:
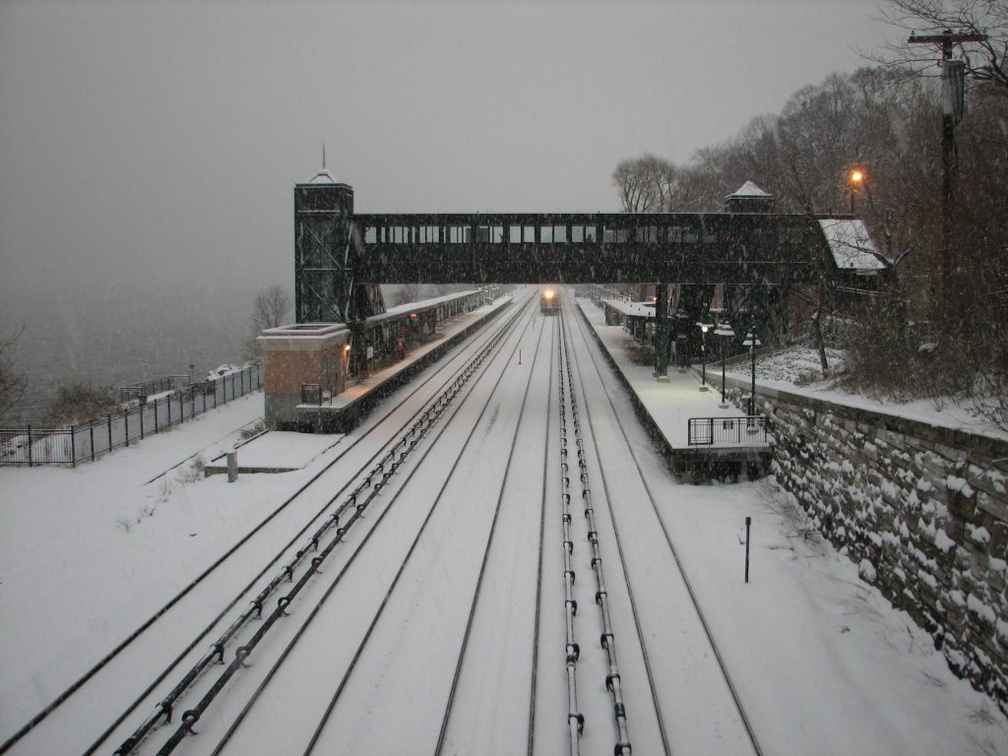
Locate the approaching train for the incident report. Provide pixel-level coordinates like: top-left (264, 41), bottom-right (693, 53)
top-left (540, 287), bottom-right (560, 315)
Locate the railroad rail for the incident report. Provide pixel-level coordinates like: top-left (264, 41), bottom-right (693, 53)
top-left (123, 300), bottom-right (531, 755)
top-left (1, 296), bottom-right (529, 756)
top-left (567, 295), bottom-right (765, 756)
top-left (5, 287), bottom-right (769, 755)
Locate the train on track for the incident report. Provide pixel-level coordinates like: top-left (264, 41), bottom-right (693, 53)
top-left (540, 287), bottom-right (560, 315)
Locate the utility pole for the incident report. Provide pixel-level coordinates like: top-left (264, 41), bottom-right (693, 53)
top-left (908, 29), bottom-right (986, 319)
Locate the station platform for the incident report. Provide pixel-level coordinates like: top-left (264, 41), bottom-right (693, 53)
top-left (270, 290), bottom-right (768, 480)
top-left (205, 430), bottom-right (341, 476)
top-left (576, 298), bottom-right (771, 482)
top-left (293, 294), bottom-right (513, 432)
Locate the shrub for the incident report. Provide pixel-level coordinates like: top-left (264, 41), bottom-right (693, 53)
top-left (45, 383), bottom-right (120, 426)
top-left (239, 420), bottom-right (267, 440)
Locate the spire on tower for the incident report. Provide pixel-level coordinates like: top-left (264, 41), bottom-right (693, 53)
top-left (308, 142), bottom-right (336, 184)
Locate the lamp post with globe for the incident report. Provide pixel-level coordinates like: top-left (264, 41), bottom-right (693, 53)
top-left (696, 318), bottom-right (714, 390)
top-left (714, 318), bottom-right (735, 407)
top-left (743, 327), bottom-right (761, 415)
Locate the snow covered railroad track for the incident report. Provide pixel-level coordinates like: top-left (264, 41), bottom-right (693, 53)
top-left (562, 296), bottom-right (764, 756)
top-left (1, 297), bottom-right (533, 756)
top-left (110, 294), bottom-right (550, 755)
top-left (557, 316), bottom-right (632, 755)
top-left (107, 299), bottom-right (536, 755)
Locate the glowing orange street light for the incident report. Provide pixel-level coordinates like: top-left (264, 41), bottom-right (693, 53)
top-left (849, 169), bottom-right (865, 214)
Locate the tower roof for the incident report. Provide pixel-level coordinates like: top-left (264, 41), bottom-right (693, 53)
top-left (308, 168), bottom-right (337, 184)
top-left (307, 142), bottom-right (338, 184)
top-left (728, 180), bottom-right (771, 198)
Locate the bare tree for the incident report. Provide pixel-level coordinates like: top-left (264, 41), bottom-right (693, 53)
top-left (244, 285), bottom-right (292, 361)
top-left (613, 57), bottom-right (1006, 403)
top-left (252, 285), bottom-right (292, 332)
top-left (612, 154), bottom-right (681, 212)
top-left (44, 382), bottom-right (118, 426)
top-left (874, 0), bottom-right (1008, 92)
top-left (0, 324), bottom-right (28, 421)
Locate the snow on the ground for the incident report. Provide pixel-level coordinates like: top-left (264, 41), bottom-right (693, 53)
top-left (578, 297), bottom-right (1008, 753)
top-left (668, 479), bottom-right (1008, 755)
top-left (0, 393), bottom-right (323, 731)
top-left (2, 304), bottom-right (1007, 754)
top-left (724, 344), bottom-right (1008, 441)
top-left (215, 430), bottom-right (342, 470)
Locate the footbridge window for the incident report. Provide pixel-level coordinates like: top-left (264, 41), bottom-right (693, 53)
top-left (603, 228), bottom-right (631, 244)
top-left (475, 225), bottom-right (504, 243)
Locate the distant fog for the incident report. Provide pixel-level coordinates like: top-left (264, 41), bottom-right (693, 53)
top-left (3, 284), bottom-right (251, 425)
top-left (4, 283), bottom-right (475, 425)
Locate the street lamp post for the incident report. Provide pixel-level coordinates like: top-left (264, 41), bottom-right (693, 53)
top-left (714, 319), bottom-right (735, 406)
top-left (742, 327), bottom-right (761, 415)
top-left (848, 168), bottom-right (864, 214)
top-left (696, 319), bottom-right (713, 390)
top-left (675, 309), bottom-right (689, 372)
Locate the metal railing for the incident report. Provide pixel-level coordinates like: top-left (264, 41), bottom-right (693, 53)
top-left (688, 416), bottom-right (768, 446)
top-left (1, 363), bottom-right (261, 467)
top-left (301, 383), bottom-right (324, 405)
top-left (120, 375), bottom-right (193, 403)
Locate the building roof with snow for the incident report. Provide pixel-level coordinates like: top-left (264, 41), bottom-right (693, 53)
top-left (730, 180), bottom-right (771, 197)
top-left (725, 180), bottom-right (774, 213)
top-left (818, 218), bottom-right (887, 273)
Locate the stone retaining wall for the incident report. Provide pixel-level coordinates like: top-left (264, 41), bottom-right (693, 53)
top-left (735, 377), bottom-right (1008, 711)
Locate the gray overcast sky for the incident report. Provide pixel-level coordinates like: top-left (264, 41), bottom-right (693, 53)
top-left (0, 0), bottom-right (893, 314)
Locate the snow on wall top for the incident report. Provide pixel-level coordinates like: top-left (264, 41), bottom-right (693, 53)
top-left (819, 218), bottom-right (887, 271)
top-left (261, 322), bottom-right (349, 337)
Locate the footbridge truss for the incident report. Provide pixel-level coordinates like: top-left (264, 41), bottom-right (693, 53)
top-left (351, 211), bottom-right (822, 287)
top-left (293, 174), bottom-right (880, 326)
top-left (293, 178), bottom-right (884, 377)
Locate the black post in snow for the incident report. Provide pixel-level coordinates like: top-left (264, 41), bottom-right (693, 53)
top-left (744, 516), bottom-right (752, 583)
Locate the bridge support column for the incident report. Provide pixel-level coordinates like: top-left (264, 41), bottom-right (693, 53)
top-left (348, 321), bottom-right (369, 380)
top-left (654, 283), bottom-right (670, 381)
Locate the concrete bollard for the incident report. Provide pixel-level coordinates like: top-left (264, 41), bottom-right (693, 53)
top-left (227, 451), bottom-right (238, 483)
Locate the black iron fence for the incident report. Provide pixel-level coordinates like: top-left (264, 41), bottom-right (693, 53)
top-left (688, 416), bottom-right (768, 446)
top-left (1, 363), bottom-right (261, 467)
top-left (119, 374), bottom-right (193, 403)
